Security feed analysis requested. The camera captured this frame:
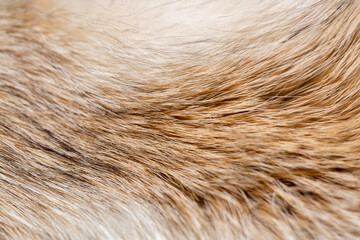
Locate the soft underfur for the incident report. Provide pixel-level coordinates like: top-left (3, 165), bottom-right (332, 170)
top-left (0, 0), bottom-right (359, 239)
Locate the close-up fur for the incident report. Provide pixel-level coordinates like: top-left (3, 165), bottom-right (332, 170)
top-left (0, 0), bottom-right (359, 239)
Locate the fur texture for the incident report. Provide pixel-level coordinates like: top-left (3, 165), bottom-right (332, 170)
top-left (0, 0), bottom-right (359, 239)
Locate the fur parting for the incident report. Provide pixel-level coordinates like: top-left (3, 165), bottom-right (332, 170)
top-left (0, 0), bottom-right (359, 239)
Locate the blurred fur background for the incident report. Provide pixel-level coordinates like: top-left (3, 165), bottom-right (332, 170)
top-left (0, 0), bottom-right (359, 239)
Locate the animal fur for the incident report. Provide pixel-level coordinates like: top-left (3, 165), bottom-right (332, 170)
top-left (0, 0), bottom-right (359, 239)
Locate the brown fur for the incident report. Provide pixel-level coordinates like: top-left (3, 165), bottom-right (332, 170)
top-left (0, 0), bottom-right (359, 239)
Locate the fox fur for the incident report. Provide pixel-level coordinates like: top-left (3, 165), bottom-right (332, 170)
top-left (0, 0), bottom-right (359, 239)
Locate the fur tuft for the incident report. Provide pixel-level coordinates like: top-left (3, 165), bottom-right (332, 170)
top-left (0, 0), bottom-right (359, 239)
